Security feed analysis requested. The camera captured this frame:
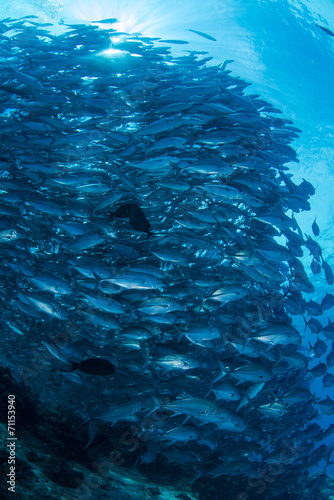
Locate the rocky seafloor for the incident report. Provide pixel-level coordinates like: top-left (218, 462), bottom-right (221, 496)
top-left (0, 366), bottom-right (333, 500)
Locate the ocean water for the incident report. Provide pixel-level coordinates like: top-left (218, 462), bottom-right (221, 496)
top-left (1, 1), bottom-right (334, 499)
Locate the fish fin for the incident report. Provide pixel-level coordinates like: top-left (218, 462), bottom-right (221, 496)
top-left (213, 360), bottom-right (227, 383)
top-left (126, 305), bottom-right (137, 323)
top-left (245, 396), bottom-right (255, 413)
top-left (84, 420), bottom-right (97, 450)
top-left (70, 360), bottom-right (81, 371)
top-left (265, 343), bottom-right (276, 351)
top-left (180, 415), bottom-right (191, 426)
top-left (303, 315), bottom-right (308, 332)
top-left (324, 460), bottom-right (334, 471)
top-left (204, 382), bottom-right (213, 398)
top-left (142, 354), bottom-right (151, 370)
top-left (173, 324), bottom-right (183, 342)
top-left (273, 347), bottom-right (283, 366)
top-left (78, 411), bottom-right (92, 425)
top-left (270, 392), bottom-right (278, 404)
top-left (93, 272), bottom-right (102, 291)
top-left (236, 397), bottom-right (245, 413)
top-left (145, 396), bottom-right (162, 418)
top-left (190, 469), bottom-right (203, 484)
top-left (242, 333), bottom-right (249, 350)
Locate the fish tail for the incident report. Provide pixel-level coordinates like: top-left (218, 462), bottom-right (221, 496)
top-left (303, 315), bottom-right (308, 332)
top-left (145, 395), bottom-right (163, 418)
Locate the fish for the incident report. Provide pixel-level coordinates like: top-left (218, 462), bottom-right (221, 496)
top-left (151, 396), bottom-right (245, 429)
top-left (237, 383), bottom-right (265, 412)
top-left (160, 426), bottom-right (200, 443)
top-left (311, 258), bottom-right (322, 274)
top-left (322, 293), bottom-right (334, 311)
top-left (207, 381), bottom-right (242, 401)
top-left (78, 293), bottom-right (125, 314)
top-left (187, 29), bottom-right (217, 41)
top-left (0, 229), bottom-right (26, 243)
top-left (305, 299), bottom-right (323, 316)
top-left (207, 285), bottom-right (247, 306)
top-left (70, 358), bottom-right (116, 376)
top-left (229, 362), bottom-right (273, 383)
top-left (315, 23), bottom-right (334, 37)
top-left (101, 271), bottom-right (164, 291)
top-left (91, 399), bottom-right (143, 424)
top-left (110, 203), bottom-right (152, 238)
top-left (28, 275), bottom-right (74, 295)
top-left (309, 339), bottom-right (328, 358)
top-left (312, 217), bottom-right (320, 236)
top-left (158, 39), bottom-right (189, 45)
top-left (309, 362), bottom-right (327, 378)
top-left (258, 402), bottom-right (287, 418)
top-left (17, 292), bottom-right (69, 321)
top-left (151, 354), bottom-right (200, 371)
top-left (323, 260), bottom-right (334, 285)
top-left (250, 324), bottom-right (301, 347)
top-left (326, 343), bottom-right (334, 368)
top-left (91, 18), bottom-right (118, 24)
top-left (322, 373), bottom-right (334, 389)
top-left (65, 233), bottom-right (105, 252)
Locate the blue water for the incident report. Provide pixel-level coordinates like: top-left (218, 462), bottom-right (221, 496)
top-left (1, 0), bottom-right (334, 493)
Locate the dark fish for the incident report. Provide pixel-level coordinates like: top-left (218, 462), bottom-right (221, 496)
top-left (323, 320), bottom-right (334, 340)
top-left (299, 178), bottom-right (316, 196)
top-left (187, 29), bottom-right (217, 41)
top-left (322, 293), bottom-right (334, 310)
top-left (305, 299), bottom-right (322, 316)
top-left (304, 235), bottom-right (322, 260)
top-left (311, 258), bottom-right (321, 274)
top-left (315, 23), bottom-right (334, 37)
top-left (304, 315), bottom-right (323, 334)
top-left (110, 203), bottom-right (152, 238)
top-left (326, 343), bottom-right (334, 367)
top-left (158, 39), bottom-right (189, 45)
top-left (309, 362), bottom-right (327, 378)
top-left (309, 339), bottom-right (327, 358)
top-left (323, 373), bottom-right (334, 389)
top-left (0, 84), bottom-right (28, 97)
top-left (312, 217), bottom-right (320, 236)
top-left (323, 260), bottom-right (334, 285)
top-left (91, 18), bottom-right (118, 24)
top-left (70, 358), bottom-right (116, 376)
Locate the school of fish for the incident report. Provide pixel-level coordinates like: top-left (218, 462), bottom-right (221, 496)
top-left (1, 15), bottom-right (334, 499)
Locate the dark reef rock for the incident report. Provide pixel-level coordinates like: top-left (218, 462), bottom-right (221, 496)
top-left (0, 367), bottom-right (199, 500)
top-left (0, 366), bottom-right (333, 500)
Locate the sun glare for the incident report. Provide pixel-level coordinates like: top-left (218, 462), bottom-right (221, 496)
top-left (61, 0), bottom-right (174, 36)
